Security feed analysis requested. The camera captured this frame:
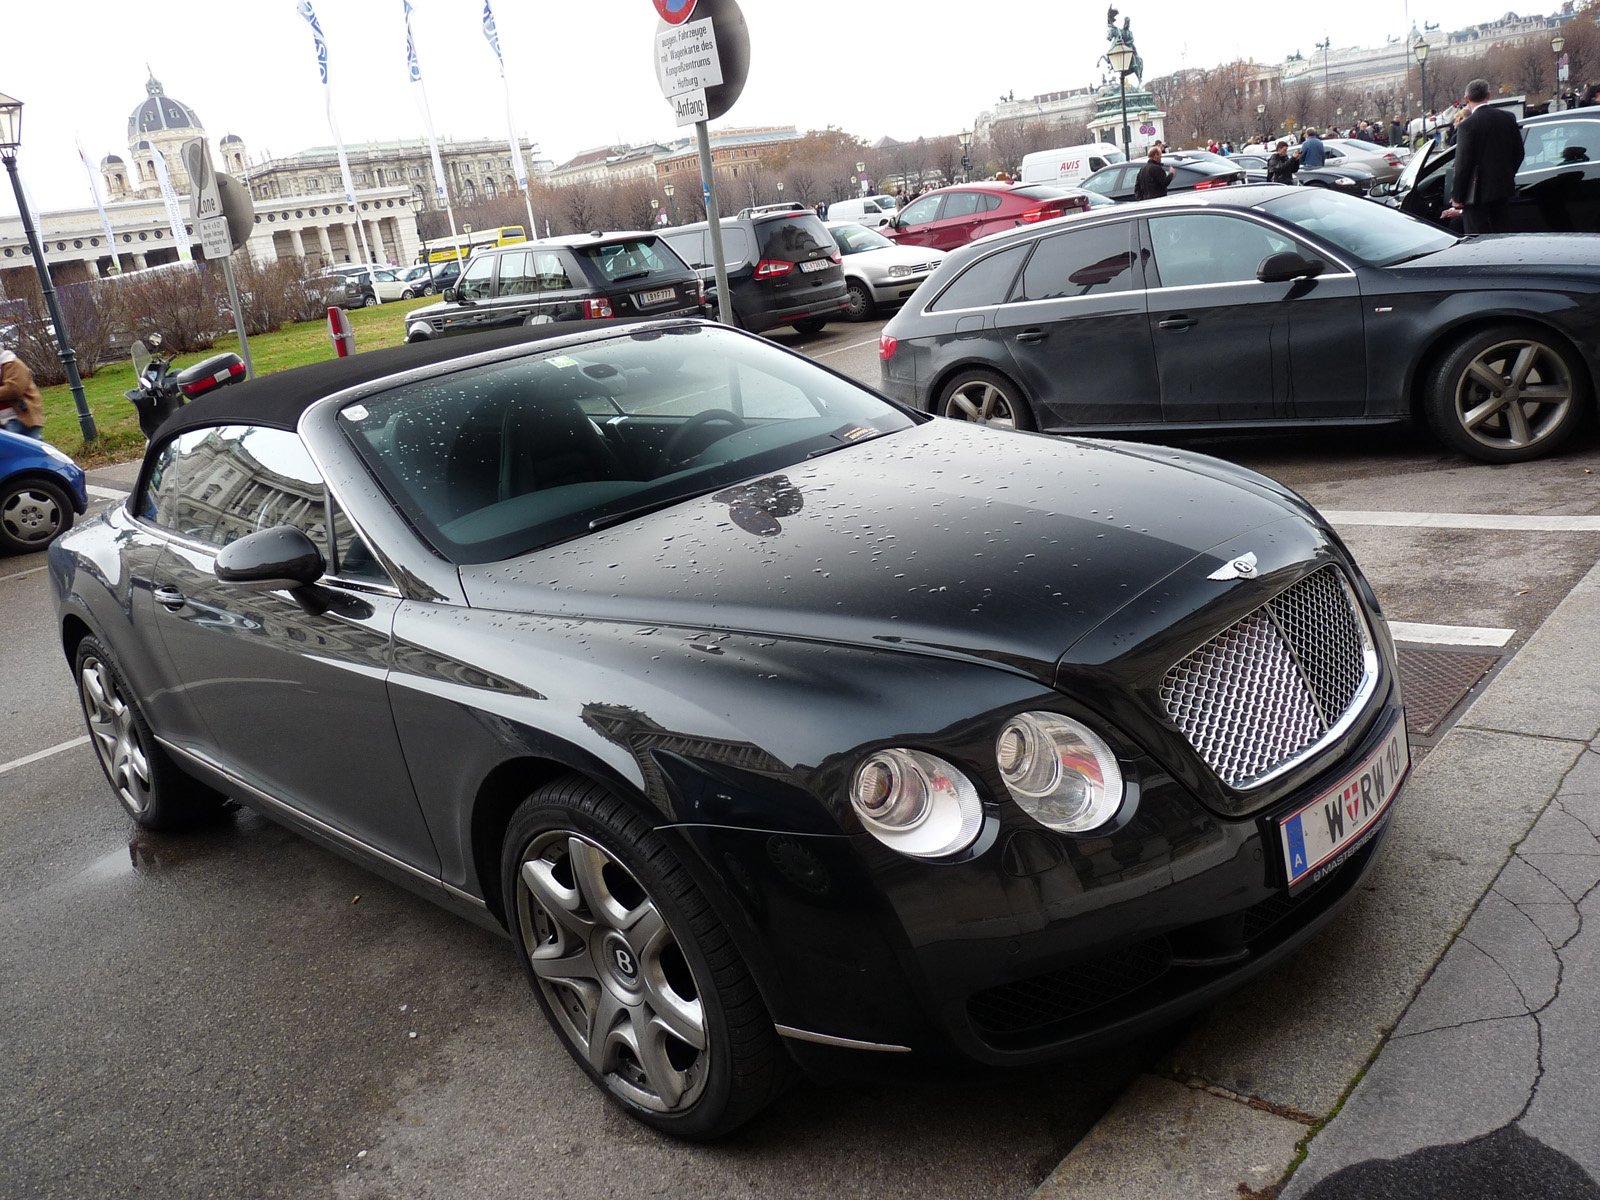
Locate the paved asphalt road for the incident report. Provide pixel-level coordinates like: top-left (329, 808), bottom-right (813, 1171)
top-left (3, 315), bottom-right (1598, 1198)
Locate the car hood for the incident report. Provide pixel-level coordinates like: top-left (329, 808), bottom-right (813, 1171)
top-left (459, 423), bottom-right (1304, 681)
top-left (1393, 233), bottom-right (1600, 272)
top-left (845, 245), bottom-right (946, 270)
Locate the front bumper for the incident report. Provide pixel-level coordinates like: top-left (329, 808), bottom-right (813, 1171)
top-left (867, 273), bottom-right (934, 306)
top-left (670, 690), bottom-right (1406, 1078)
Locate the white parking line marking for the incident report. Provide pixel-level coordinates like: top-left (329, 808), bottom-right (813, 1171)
top-left (0, 565), bottom-right (48, 584)
top-left (1387, 621), bottom-right (1515, 648)
top-left (0, 736), bottom-right (90, 777)
top-left (86, 484), bottom-right (129, 500)
top-left (1324, 510), bottom-right (1600, 532)
top-left (810, 336), bottom-right (879, 358)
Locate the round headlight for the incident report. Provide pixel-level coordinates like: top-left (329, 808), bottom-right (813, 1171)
top-left (850, 748), bottom-right (983, 858)
top-left (996, 713), bottom-right (1124, 834)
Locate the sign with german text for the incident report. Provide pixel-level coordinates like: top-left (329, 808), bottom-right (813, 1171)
top-left (656, 17), bottom-right (722, 99)
top-left (674, 89), bottom-right (708, 126)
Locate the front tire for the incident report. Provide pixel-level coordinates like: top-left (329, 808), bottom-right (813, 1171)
top-left (363, 294), bottom-right (379, 308)
top-left (843, 280), bottom-right (874, 321)
top-left (502, 776), bottom-right (788, 1139)
top-left (938, 368), bottom-right (1035, 431)
top-left (791, 316), bottom-right (828, 336)
top-left (0, 477), bottom-right (73, 554)
top-left (1425, 324), bottom-right (1585, 463)
top-left (75, 636), bottom-right (221, 830)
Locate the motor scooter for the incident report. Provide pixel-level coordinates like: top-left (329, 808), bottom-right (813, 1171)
top-left (124, 334), bottom-right (247, 441)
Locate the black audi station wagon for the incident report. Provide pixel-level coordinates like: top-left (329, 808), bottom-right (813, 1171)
top-left (405, 232), bottom-right (705, 342)
top-left (52, 319), bottom-right (1408, 1138)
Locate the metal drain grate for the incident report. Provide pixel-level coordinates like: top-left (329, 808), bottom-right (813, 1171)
top-left (1397, 647), bottom-right (1500, 738)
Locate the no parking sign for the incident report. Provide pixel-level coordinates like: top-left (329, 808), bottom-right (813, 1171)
top-left (653, 0), bottom-right (697, 24)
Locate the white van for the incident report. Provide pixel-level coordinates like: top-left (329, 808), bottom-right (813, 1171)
top-left (827, 195), bottom-right (899, 228)
top-left (1018, 143), bottom-right (1126, 187)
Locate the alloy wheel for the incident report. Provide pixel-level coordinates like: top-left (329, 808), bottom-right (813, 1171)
top-left (1, 486), bottom-right (63, 547)
top-left (516, 831), bottom-right (709, 1113)
top-left (945, 379), bottom-right (1023, 429)
top-left (1452, 338), bottom-right (1573, 453)
top-left (79, 655), bottom-right (154, 815)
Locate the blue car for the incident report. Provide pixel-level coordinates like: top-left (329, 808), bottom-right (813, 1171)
top-left (0, 428), bottom-right (87, 554)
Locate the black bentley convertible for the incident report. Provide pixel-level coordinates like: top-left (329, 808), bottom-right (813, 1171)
top-left (52, 319), bottom-right (1408, 1138)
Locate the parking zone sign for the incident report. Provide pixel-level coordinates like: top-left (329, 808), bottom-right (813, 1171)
top-left (653, 0), bottom-right (697, 24)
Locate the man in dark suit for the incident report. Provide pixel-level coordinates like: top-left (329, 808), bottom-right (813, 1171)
top-left (1444, 78), bottom-right (1525, 234)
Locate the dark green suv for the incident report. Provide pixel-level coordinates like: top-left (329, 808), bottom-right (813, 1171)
top-left (405, 233), bottom-right (706, 341)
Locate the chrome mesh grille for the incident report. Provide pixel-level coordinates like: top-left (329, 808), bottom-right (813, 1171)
top-left (1160, 567), bottom-right (1375, 789)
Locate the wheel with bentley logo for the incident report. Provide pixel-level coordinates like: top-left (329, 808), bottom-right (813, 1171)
top-left (502, 776), bottom-right (790, 1138)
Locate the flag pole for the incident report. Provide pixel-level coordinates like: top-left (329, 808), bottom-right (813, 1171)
top-left (297, 0), bottom-right (375, 264)
top-left (482, 1), bottom-right (539, 240)
top-left (403, 0), bottom-right (466, 275)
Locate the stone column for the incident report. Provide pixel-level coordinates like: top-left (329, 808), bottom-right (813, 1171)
top-left (316, 226), bottom-right (334, 267)
top-left (132, 252), bottom-right (148, 270)
top-left (367, 220), bottom-right (388, 265)
top-left (343, 223), bottom-right (360, 263)
top-left (290, 227), bottom-right (307, 260)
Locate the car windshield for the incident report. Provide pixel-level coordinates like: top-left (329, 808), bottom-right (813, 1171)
top-left (1258, 188), bottom-right (1456, 265)
top-left (339, 324), bottom-right (917, 564)
top-left (831, 224), bottom-right (895, 253)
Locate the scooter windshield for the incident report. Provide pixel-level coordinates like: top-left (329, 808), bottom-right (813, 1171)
top-left (131, 340), bottom-right (152, 377)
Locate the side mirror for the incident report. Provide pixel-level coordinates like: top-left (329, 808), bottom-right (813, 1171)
top-left (215, 526), bottom-right (325, 589)
top-left (1257, 251), bottom-right (1326, 283)
top-left (442, 286), bottom-right (458, 303)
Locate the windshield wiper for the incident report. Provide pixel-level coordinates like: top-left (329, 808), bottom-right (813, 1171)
top-left (588, 485), bottom-right (721, 532)
top-left (805, 428), bottom-right (894, 459)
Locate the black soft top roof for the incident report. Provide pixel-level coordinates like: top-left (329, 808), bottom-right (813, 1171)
top-left (155, 318), bottom-right (681, 443)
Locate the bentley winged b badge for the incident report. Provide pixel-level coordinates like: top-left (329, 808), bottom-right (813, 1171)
top-left (1208, 552), bottom-right (1260, 581)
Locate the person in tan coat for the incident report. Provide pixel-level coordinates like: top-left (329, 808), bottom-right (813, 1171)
top-left (0, 349), bottom-right (45, 439)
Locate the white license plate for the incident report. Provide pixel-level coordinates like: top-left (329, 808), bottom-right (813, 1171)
top-left (1278, 718), bottom-right (1408, 890)
top-left (639, 287), bottom-right (676, 305)
top-left (799, 259), bottom-right (830, 273)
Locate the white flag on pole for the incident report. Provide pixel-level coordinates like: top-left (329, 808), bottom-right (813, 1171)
top-left (297, 0), bottom-right (374, 264)
top-left (148, 148), bottom-right (193, 262)
top-left (76, 140), bottom-right (122, 274)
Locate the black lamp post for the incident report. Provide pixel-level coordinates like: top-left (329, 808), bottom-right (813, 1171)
top-left (1108, 41), bottom-right (1135, 163)
top-left (1414, 37), bottom-right (1430, 136)
top-left (1257, 103), bottom-right (1267, 143)
top-left (959, 127), bottom-right (972, 182)
top-left (663, 182), bottom-right (677, 224)
top-left (1553, 33), bottom-right (1567, 110)
top-left (0, 92), bottom-right (96, 442)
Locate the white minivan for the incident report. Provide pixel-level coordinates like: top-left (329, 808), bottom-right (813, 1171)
top-left (1018, 143), bottom-right (1126, 187)
top-left (827, 195), bottom-right (899, 228)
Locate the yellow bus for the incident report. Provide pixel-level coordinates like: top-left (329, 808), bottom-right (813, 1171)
top-left (417, 226), bottom-right (527, 264)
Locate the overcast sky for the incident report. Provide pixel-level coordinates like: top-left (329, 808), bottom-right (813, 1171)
top-left (1, 0), bottom-right (1548, 216)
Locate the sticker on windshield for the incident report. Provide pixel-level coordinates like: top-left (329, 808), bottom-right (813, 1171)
top-left (341, 404), bottom-right (369, 421)
top-left (546, 355), bottom-right (578, 368)
top-left (829, 424), bottom-right (877, 443)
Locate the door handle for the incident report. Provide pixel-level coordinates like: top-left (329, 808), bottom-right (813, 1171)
top-left (154, 586), bottom-right (186, 610)
top-left (1158, 316), bottom-right (1197, 331)
top-left (1014, 328), bottom-right (1048, 345)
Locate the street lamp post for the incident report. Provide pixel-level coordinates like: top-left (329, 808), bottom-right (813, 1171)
top-left (1414, 37), bottom-right (1430, 139)
top-left (649, 197), bottom-right (659, 226)
top-left (0, 92), bottom-right (96, 442)
top-left (856, 161), bottom-right (866, 195)
top-left (1317, 36), bottom-right (1331, 98)
top-left (1553, 33), bottom-right (1567, 110)
top-left (958, 127), bottom-right (972, 182)
top-left (1257, 103), bottom-right (1267, 143)
top-left (663, 182), bottom-right (676, 224)
top-left (1108, 41), bottom-right (1135, 163)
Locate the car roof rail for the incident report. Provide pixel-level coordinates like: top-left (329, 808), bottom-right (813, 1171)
top-left (734, 202), bottom-right (809, 220)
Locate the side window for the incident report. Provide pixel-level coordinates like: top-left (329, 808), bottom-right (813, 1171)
top-left (1523, 121), bottom-right (1595, 168)
top-left (897, 194), bottom-right (943, 227)
top-left (1080, 166), bottom-right (1126, 195)
top-left (459, 254), bottom-right (495, 301)
top-left (1148, 214), bottom-right (1297, 288)
top-left (497, 251), bottom-right (535, 295)
top-left (141, 426), bottom-right (328, 552)
top-left (976, 192), bottom-right (1003, 213)
top-left (928, 244), bottom-right (1029, 311)
top-left (531, 251), bottom-right (574, 290)
top-left (1089, 156), bottom-right (1107, 172)
top-left (722, 228), bottom-right (754, 267)
top-left (662, 231), bottom-right (706, 267)
top-left (329, 498), bottom-right (391, 585)
top-left (1019, 223), bottom-right (1136, 300)
top-left (942, 191), bottom-right (981, 219)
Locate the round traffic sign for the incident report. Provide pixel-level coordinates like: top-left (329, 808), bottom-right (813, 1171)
top-left (653, 0), bottom-right (698, 24)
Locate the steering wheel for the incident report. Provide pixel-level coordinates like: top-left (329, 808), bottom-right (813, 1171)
top-left (663, 409), bottom-right (748, 466)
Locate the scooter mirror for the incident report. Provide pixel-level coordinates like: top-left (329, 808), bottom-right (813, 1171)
top-left (131, 340), bottom-right (152, 377)
top-left (147, 332), bottom-right (164, 349)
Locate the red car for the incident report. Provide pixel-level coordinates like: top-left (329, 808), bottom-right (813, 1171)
top-left (881, 181), bottom-right (1107, 251)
